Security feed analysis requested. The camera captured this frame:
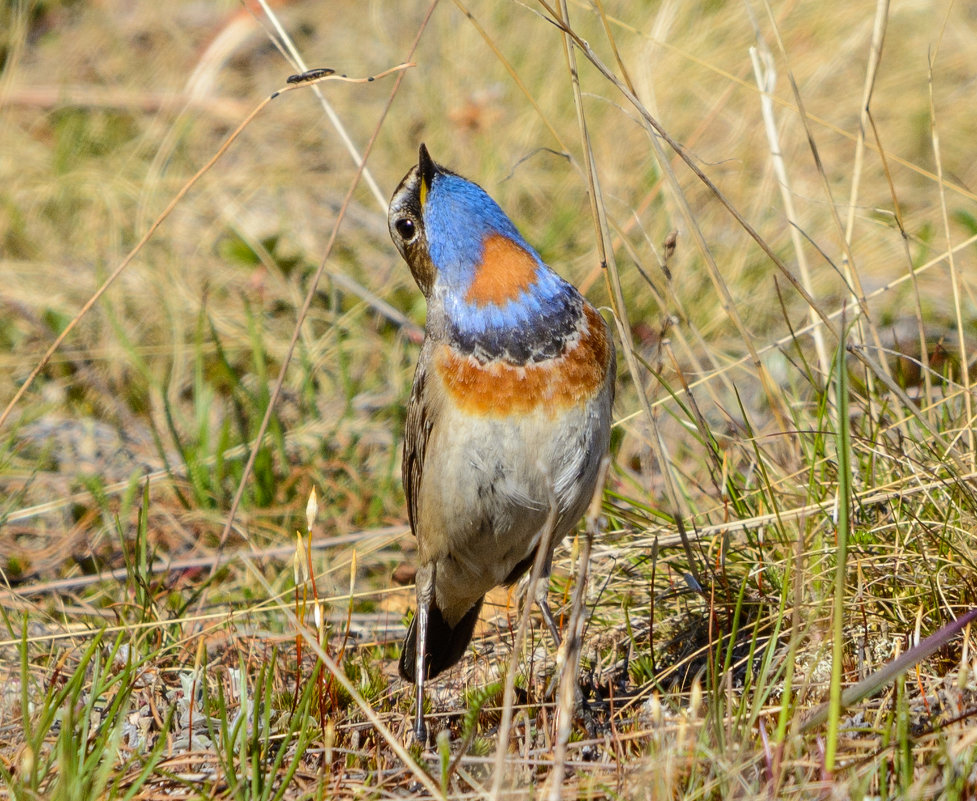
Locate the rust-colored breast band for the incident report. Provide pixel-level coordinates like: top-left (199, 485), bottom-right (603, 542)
top-left (435, 305), bottom-right (611, 417)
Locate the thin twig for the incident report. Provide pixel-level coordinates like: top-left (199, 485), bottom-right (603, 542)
top-left (0, 526), bottom-right (403, 601)
top-left (549, 0), bottom-right (705, 589)
top-left (756, 0), bottom-right (891, 391)
top-left (0, 66), bottom-right (409, 435)
top-left (927, 32), bottom-right (974, 470)
top-left (489, 476), bottom-right (561, 801)
top-left (748, 38), bottom-right (829, 380)
top-left (547, 457), bottom-right (609, 801)
top-left (255, 0), bottom-right (388, 212)
top-left (215, 19), bottom-right (432, 551)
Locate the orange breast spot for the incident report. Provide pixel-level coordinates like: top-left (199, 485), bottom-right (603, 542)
top-left (464, 233), bottom-right (539, 307)
top-left (436, 305), bottom-right (611, 417)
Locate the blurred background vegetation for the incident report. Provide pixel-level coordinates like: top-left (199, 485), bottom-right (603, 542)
top-left (2, 0), bottom-right (977, 798)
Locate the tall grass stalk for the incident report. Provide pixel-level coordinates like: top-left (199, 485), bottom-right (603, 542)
top-left (826, 315), bottom-right (853, 772)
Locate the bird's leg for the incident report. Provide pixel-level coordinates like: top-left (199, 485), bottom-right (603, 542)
top-left (534, 547), bottom-right (562, 647)
top-left (536, 544), bottom-right (576, 702)
top-left (412, 562), bottom-right (435, 744)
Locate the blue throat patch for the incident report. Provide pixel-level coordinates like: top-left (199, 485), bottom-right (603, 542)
top-left (424, 173), bottom-right (583, 364)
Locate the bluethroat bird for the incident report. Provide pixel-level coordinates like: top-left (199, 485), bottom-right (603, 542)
top-left (388, 144), bottom-right (615, 743)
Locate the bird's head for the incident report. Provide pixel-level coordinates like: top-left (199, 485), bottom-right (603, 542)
top-left (388, 145), bottom-right (580, 358)
top-left (388, 144), bottom-right (545, 301)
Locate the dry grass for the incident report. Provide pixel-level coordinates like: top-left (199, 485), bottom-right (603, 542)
top-left (2, 0), bottom-right (977, 798)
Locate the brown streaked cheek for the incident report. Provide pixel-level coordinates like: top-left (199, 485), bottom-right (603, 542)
top-left (406, 246), bottom-right (437, 296)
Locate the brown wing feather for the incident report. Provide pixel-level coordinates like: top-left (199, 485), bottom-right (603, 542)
top-left (402, 353), bottom-right (432, 537)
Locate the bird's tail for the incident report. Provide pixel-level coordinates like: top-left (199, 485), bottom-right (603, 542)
top-left (399, 598), bottom-right (484, 682)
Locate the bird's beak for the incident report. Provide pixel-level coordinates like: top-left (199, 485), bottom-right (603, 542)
top-left (418, 143), bottom-right (437, 208)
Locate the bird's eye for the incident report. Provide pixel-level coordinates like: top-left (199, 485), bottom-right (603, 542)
top-left (395, 218), bottom-right (416, 241)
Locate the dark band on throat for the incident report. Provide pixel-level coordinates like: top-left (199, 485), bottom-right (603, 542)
top-left (446, 291), bottom-right (584, 365)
